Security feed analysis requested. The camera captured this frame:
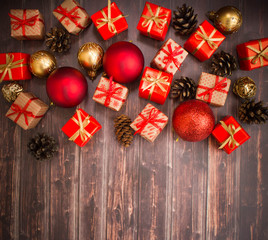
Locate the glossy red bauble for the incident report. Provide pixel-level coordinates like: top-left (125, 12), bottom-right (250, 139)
top-left (103, 41), bottom-right (144, 83)
top-left (172, 100), bottom-right (215, 142)
top-left (46, 67), bottom-right (88, 108)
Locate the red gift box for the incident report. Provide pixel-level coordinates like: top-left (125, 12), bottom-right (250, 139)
top-left (62, 108), bottom-right (102, 147)
top-left (91, 1), bottom-right (128, 40)
top-left (139, 67), bottom-right (172, 105)
top-left (137, 2), bottom-right (171, 41)
top-left (212, 116), bottom-right (250, 154)
top-left (0, 53), bottom-right (31, 83)
top-left (237, 38), bottom-right (268, 71)
top-left (184, 20), bottom-right (225, 62)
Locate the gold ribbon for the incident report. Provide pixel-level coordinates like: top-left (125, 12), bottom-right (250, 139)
top-left (141, 71), bottom-right (170, 100)
top-left (96, 0), bottom-right (126, 34)
top-left (141, 3), bottom-right (167, 36)
top-left (0, 54), bottom-right (27, 82)
top-left (240, 40), bottom-right (268, 66)
top-left (219, 121), bottom-right (241, 150)
top-left (192, 26), bottom-right (224, 55)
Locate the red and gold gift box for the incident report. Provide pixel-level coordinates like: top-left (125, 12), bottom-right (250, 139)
top-left (139, 67), bottom-right (172, 105)
top-left (6, 92), bottom-right (48, 130)
top-left (212, 116), bottom-right (250, 154)
top-left (91, 1), bottom-right (128, 40)
top-left (9, 9), bottom-right (45, 40)
top-left (184, 20), bottom-right (225, 62)
top-left (92, 76), bottom-right (129, 111)
top-left (53, 0), bottom-right (91, 35)
top-left (0, 53), bottom-right (31, 83)
top-left (151, 38), bottom-right (188, 75)
top-left (237, 38), bottom-right (268, 71)
top-left (130, 103), bottom-right (168, 142)
top-left (195, 72), bottom-right (231, 107)
top-left (62, 108), bottom-right (102, 147)
top-left (137, 2), bottom-right (171, 41)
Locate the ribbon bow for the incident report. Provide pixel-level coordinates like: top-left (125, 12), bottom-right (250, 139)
top-left (94, 77), bottom-right (125, 107)
top-left (192, 25), bottom-right (224, 55)
top-left (162, 42), bottom-right (184, 71)
top-left (134, 107), bottom-right (166, 135)
top-left (197, 76), bottom-right (228, 104)
top-left (141, 3), bottom-right (167, 35)
top-left (0, 54), bottom-right (27, 82)
top-left (219, 121), bottom-right (241, 149)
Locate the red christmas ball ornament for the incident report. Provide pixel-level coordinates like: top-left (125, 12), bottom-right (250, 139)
top-left (46, 67), bottom-right (88, 108)
top-left (172, 100), bottom-right (215, 142)
top-left (103, 41), bottom-right (144, 83)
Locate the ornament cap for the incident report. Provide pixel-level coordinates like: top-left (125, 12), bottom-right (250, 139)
top-left (207, 11), bottom-right (216, 21)
top-left (88, 70), bottom-right (97, 79)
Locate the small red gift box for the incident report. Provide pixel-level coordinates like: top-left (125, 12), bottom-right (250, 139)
top-left (184, 20), bottom-right (225, 62)
top-left (130, 103), bottom-right (168, 142)
top-left (237, 38), bottom-right (268, 71)
top-left (53, 0), bottom-right (91, 35)
top-left (195, 72), bottom-right (231, 107)
top-left (212, 116), bottom-right (250, 154)
top-left (91, 1), bottom-right (128, 40)
top-left (151, 38), bottom-right (188, 75)
top-left (9, 9), bottom-right (45, 40)
top-left (139, 67), bottom-right (172, 105)
top-left (137, 2), bottom-right (171, 41)
top-left (0, 53), bottom-right (31, 83)
top-left (62, 108), bottom-right (102, 147)
top-left (92, 76), bottom-right (129, 111)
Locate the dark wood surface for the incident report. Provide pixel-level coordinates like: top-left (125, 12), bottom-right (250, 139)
top-left (0, 0), bottom-right (267, 239)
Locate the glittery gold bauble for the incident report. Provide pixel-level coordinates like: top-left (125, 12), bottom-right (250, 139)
top-left (29, 50), bottom-right (57, 78)
top-left (208, 6), bottom-right (242, 34)
top-left (77, 42), bottom-right (104, 80)
top-left (233, 77), bottom-right (256, 99)
top-left (1, 82), bottom-right (24, 102)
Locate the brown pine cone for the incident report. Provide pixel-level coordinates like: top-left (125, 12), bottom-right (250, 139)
top-left (114, 115), bottom-right (134, 147)
top-left (170, 76), bottom-right (196, 101)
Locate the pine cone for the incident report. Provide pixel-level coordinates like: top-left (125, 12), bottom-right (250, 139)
top-left (210, 51), bottom-right (237, 76)
top-left (114, 115), bottom-right (134, 147)
top-left (239, 99), bottom-right (268, 124)
top-left (173, 4), bottom-right (198, 35)
top-left (45, 27), bottom-right (71, 53)
top-left (170, 76), bottom-right (196, 101)
top-left (28, 133), bottom-right (58, 160)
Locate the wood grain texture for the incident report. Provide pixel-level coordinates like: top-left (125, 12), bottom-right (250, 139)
top-left (0, 0), bottom-right (267, 240)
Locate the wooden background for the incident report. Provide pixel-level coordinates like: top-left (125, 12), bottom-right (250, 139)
top-left (0, 0), bottom-right (267, 239)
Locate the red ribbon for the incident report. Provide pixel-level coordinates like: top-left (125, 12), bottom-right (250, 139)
top-left (6, 97), bottom-right (44, 126)
top-left (197, 76), bottom-right (228, 103)
top-left (161, 42), bottom-right (184, 71)
top-left (9, 10), bottom-right (44, 39)
top-left (134, 107), bottom-right (166, 135)
top-left (94, 77), bottom-right (125, 107)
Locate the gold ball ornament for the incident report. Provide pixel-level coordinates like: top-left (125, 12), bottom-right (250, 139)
top-left (208, 6), bottom-right (242, 34)
top-left (1, 82), bottom-right (24, 102)
top-left (29, 50), bottom-right (57, 78)
top-left (233, 77), bottom-right (257, 99)
top-left (77, 42), bottom-right (104, 80)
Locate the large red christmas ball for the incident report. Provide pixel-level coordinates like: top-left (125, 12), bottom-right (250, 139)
top-left (46, 67), bottom-right (88, 108)
top-left (172, 100), bottom-right (215, 142)
top-left (103, 41), bottom-right (144, 83)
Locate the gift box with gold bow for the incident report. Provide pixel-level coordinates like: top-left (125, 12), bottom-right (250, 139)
top-left (195, 72), bottom-right (231, 107)
top-left (212, 116), bottom-right (250, 154)
top-left (236, 38), bottom-right (268, 71)
top-left (62, 108), bottom-right (102, 147)
top-left (137, 2), bottom-right (171, 41)
top-left (53, 0), bottom-right (91, 35)
top-left (6, 92), bottom-right (48, 130)
top-left (92, 76), bottom-right (129, 111)
top-left (139, 67), bottom-right (172, 105)
top-left (0, 53), bottom-right (31, 83)
top-left (151, 38), bottom-right (188, 75)
top-left (184, 20), bottom-right (225, 62)
top-left (91, 1), bottom-right (128, 40)
top-left (130, 103), bottom-right (168, 142)
top-left (9, 9), bottom-right (45, 40)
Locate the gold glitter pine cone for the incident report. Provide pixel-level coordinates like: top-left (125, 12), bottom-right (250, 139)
top-left (1, 82), bottom-right (24, 102)
top-left (114, 115), bottom-right (134, 147)
top-left (233, 76), bottom-right (256, 99)
top-left (46, 27), bottom-right (71, 53)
